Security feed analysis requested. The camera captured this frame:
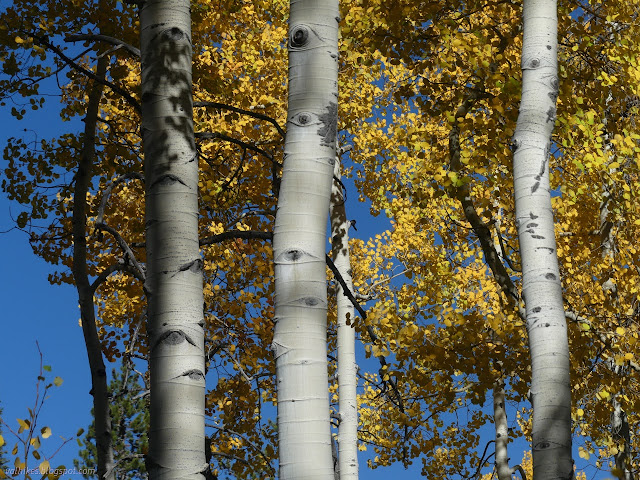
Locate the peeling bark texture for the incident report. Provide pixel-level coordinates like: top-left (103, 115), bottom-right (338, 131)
top-left (330, 155), bottom-right (359, 480)
top-left (511, 0), bottom-right (572, 478)
top-left (272, 0), bottom-right (340, 478)
top-left (71, 56), bottom-right (116, 480)
top-left (141, 1), bottom-right (206, 479)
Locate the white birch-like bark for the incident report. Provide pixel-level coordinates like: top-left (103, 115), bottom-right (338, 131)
top-left (511, 0), bottom-right (572, 478)
top-left (272, 0), bottom-right (339, 478)
top-left (330, 156), bottom-right (359, 480)
top-left (141, 2), bottom-right (206, 479)
top-left (494, 378), bottom-right (512, 480)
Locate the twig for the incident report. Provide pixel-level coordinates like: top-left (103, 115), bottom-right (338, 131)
top-left (194, 101), bottom-right (285, 138)
top-left (65, 34), bottom-right (141, 58)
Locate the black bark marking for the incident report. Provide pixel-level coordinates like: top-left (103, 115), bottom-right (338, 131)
top-left (545, 273), bottom-right (557, 280)
top-left (178, 258), bottom-right (203, 274)
top-left (290, 25), bottom-right (309, 48)
top-left (531, 182), bottom-right (540, 193)
top-left (527, 223), bottom-right (539, 228)
top-left (151, 173), bottom-right (187, 188)
top-left (546, 45), bottom-right (552, 50)
top-left (183, 369), bottom-right (204, 381)
top-left (318, 102), bottom-right (338, 146)
top-left (530, 58), bottom-right (540, 68)
top-left (165, 27), bottom-right (184, 41)
top-left (530, 212), bottom-right (539, 219)
top-left (532, 306), bottom-right (542, 313)
top-left (303, 297), bottom-right (320, 306)
top-left (532, 234), bottom-right (545, 239)
top-left (284, 249), bottom-right (303, 261)
top-left (163, 331), bottom-right (185, 345)
top-left (546, 106), bottom-right (556, 123)
top-left (299, 114), bottom-right (310, 124)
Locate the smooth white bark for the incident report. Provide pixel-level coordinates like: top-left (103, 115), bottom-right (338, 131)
top-left (493, 378), bottom-right (512, 480)
top-left (511, 0), bottom-right (572, 478)
top-left (272, 0), bottom-right (339, 478)
top-left (141, 1), bottom-right (206, 479)
top-left (330, 156), bottom-right (359, 480)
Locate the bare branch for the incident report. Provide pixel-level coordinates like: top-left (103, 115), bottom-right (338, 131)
top-left (195, 131), bottom-right (280, 166)
top-left (94, 222), bottom-right (146, 281)
top-left (200, 230), bottom-right (272, 246)
top-left (194, 101), bottom-right (285, 138)
top-left (91, 260), bottom-right (145, 293)
top-left (30, 32), bottom-right (141, 112)
top-left (65, 34), bottom-right (141, 58)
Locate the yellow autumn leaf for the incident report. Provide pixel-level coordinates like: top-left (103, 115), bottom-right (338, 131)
top-left (41, 426), bottom-right (52, 438)
top-left (578, 446), bottom-right (590, 459)
top-left (17, 418), bottom-right (30, 433)
top-left (39, 459), bottom-right (50, 475)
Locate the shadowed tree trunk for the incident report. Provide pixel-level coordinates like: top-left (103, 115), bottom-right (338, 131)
top-left (140, 1), bottom-right (206, 478)
top-left (71, 55), bottom-right (116, 480)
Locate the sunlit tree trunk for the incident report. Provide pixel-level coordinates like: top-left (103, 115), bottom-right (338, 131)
top-left (71, 56), bottom-right (116, 480)
top-left (271, 0), bottom-right (340, 478)
top-left (141, 1), bottom-right (206, 478)
top-left (330, 154), bottom-right (359, 480)
top-left (511, 0), bottom-right (572, 478)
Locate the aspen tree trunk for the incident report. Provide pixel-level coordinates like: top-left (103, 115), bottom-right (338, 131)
top-left (493, 378), bottom-right (512, 480)
top-left (511, 0), bottom-right (572, 478)
top-left (141, 1), bottom-right (206, 479)
top-left (330, 155), bottom-right (359, 480)
top-left (71, 57), bottom-right (116, 480)
top-left (271, 0), bottom-right (339, 478)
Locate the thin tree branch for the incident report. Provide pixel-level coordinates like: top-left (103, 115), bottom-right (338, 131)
top-left (29, 32), bottom-right (141, 112)
top-left (65, 34), bottom-right (141, 58)
top-left (91, 261), bottom-right (145, 293)
top-left (200, 230), bottom-right (272, 246)
top-left (194, 101), bottom-right (285, 138)
top-left (195, 131), bottom-right (280, 166)
top-left (94, 222), bottom-right (146, 281)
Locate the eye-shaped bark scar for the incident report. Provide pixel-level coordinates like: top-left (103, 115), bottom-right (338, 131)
top-left (288, 24), bottom-right (324, 50)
